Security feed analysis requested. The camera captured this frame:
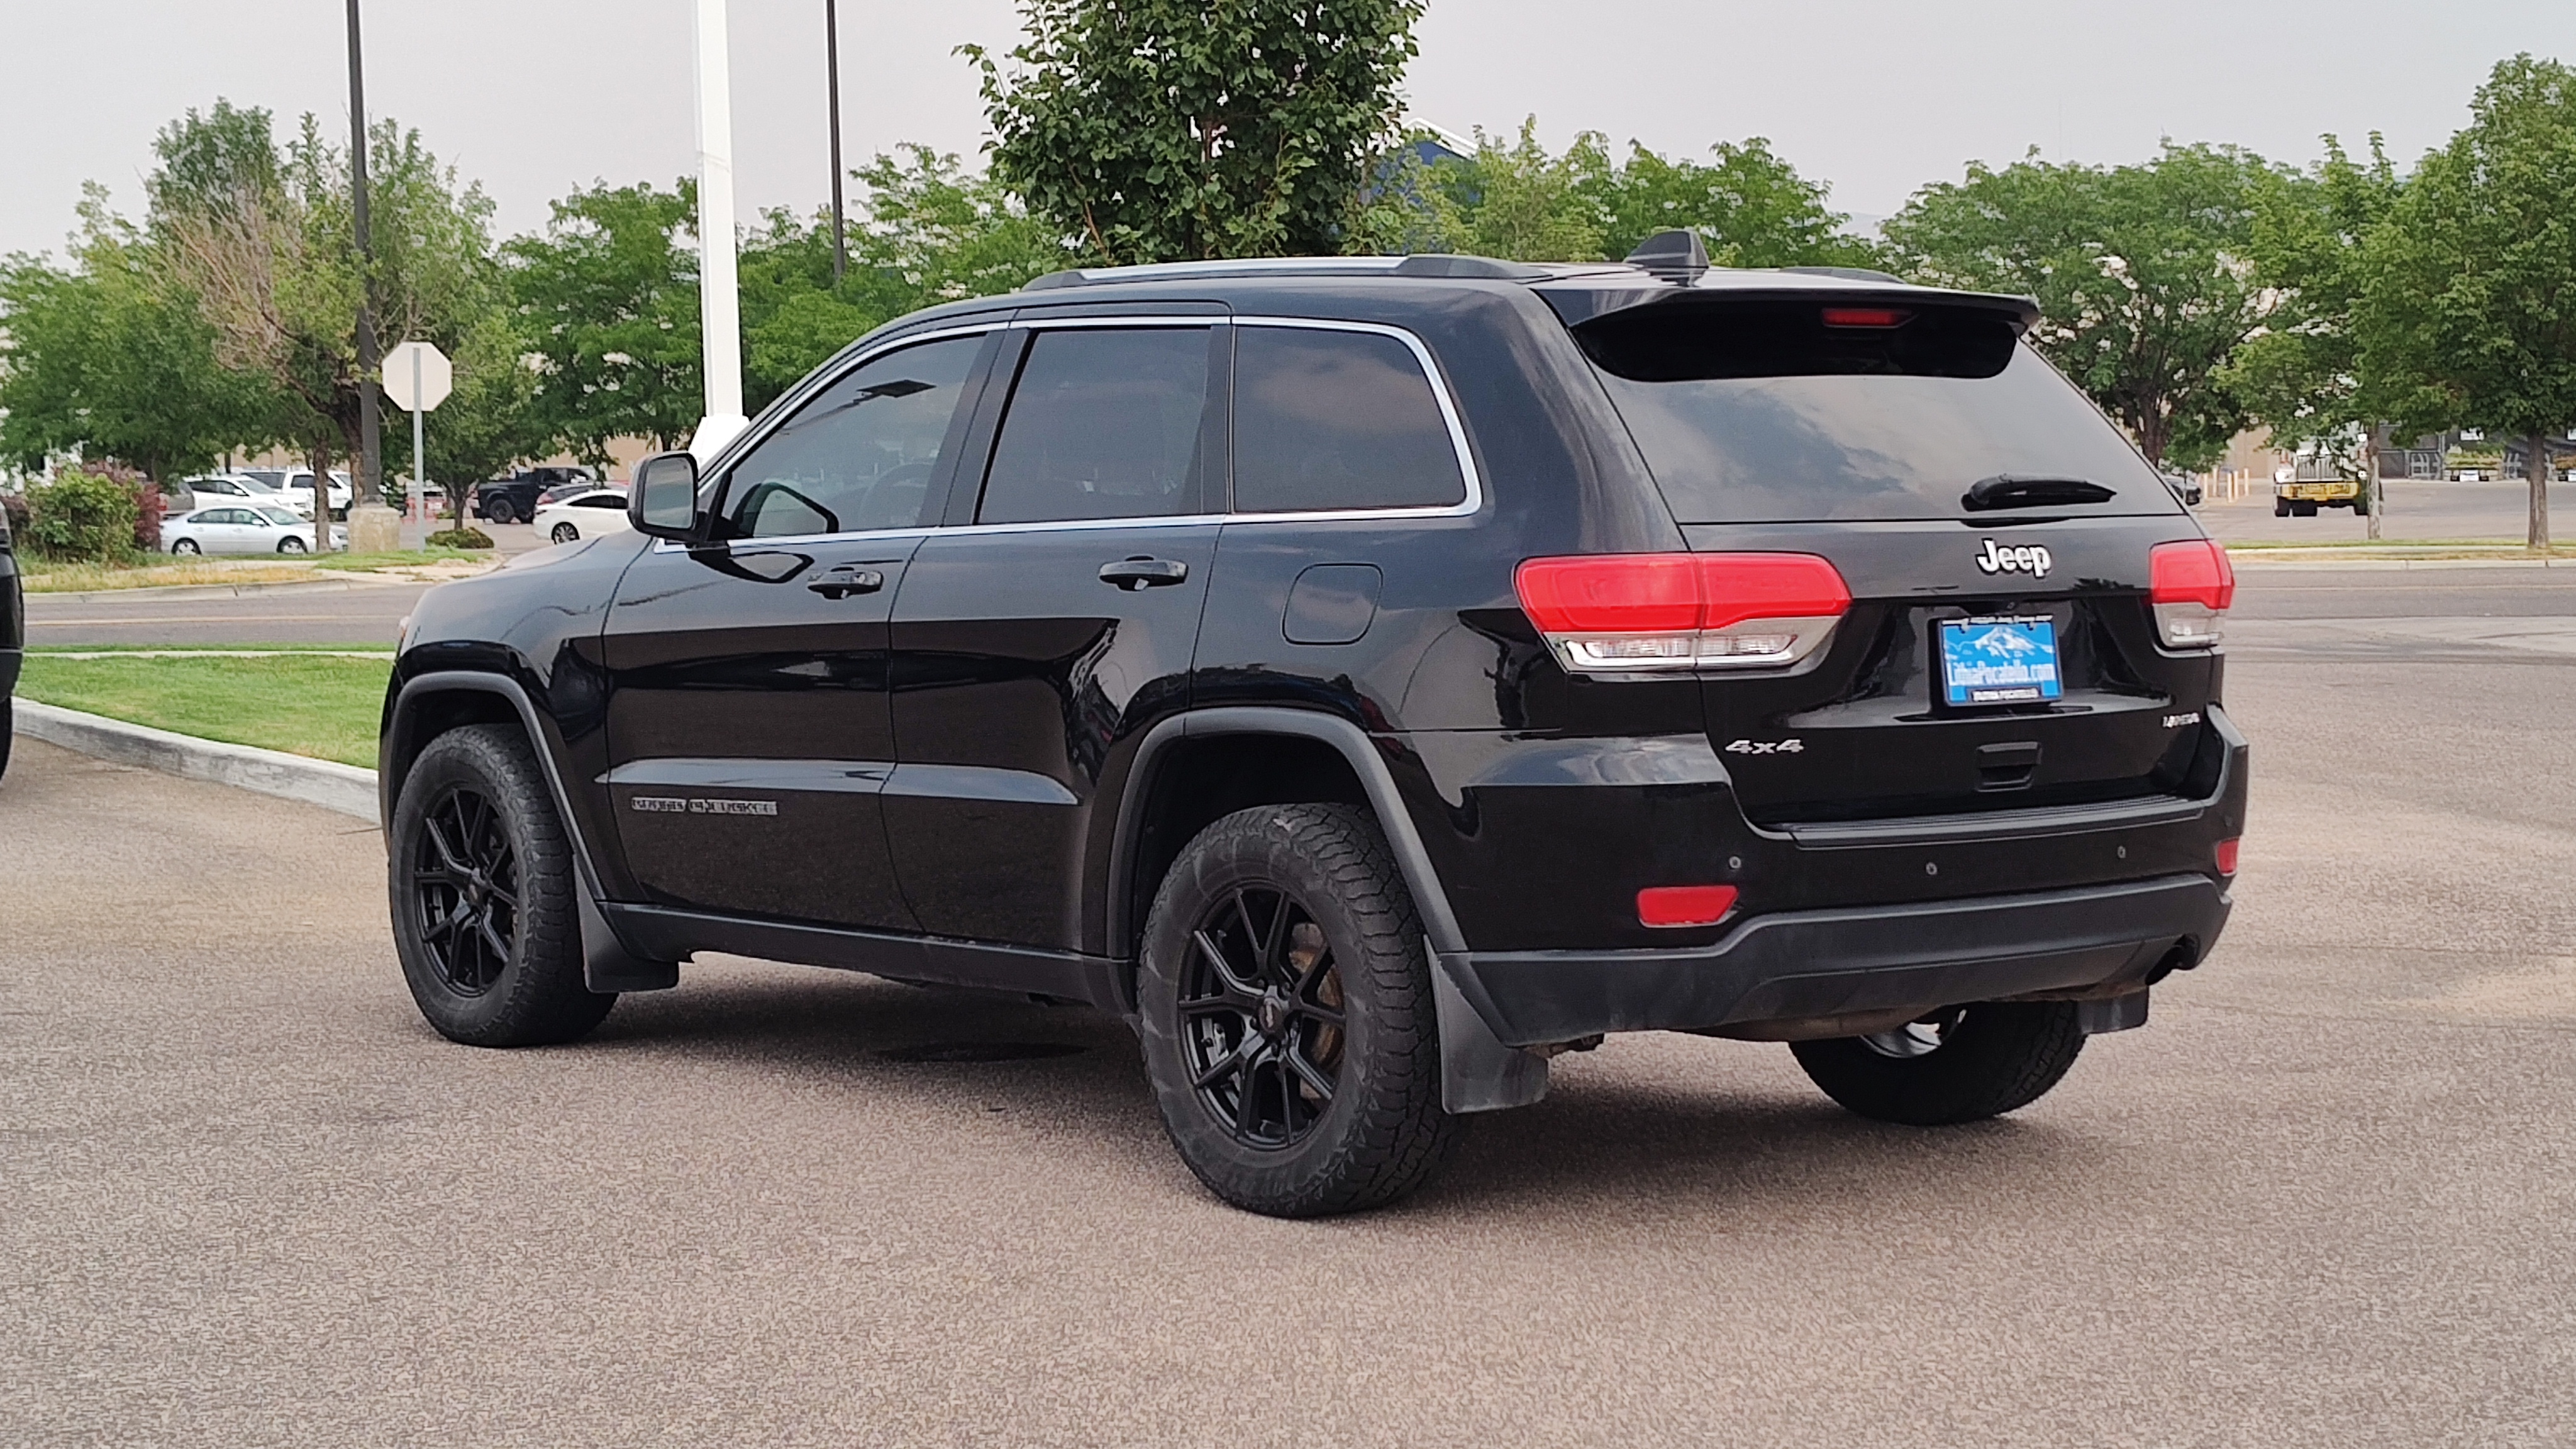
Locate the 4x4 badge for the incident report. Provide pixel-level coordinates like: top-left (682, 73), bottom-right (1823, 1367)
top-left (1974, 538), bottom-right (2052, 579)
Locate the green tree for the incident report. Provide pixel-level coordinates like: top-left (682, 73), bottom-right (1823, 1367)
top-left (0, 191), bottom-right (270, 484)
top-left (2221, 136), bottom-right (2405, 531)
top-left (1418, 119), bottom-right (1607, 262)
top-left (1407, 120), bottom-right (1878, 268)
top-left (1885, 142), bottom-right (2291, 469)
top-left (2355, 55), bottom-right (2576, 549)
top-left (416, 313), bottom-right (547, 511)
top-left (1580, 136), bottom-right (1883, 267)
top-left (153, 102), bottom-right (502, 548)
top-left (967, 0), bottom-right (1424, 264)
top-left (503, 180), bottom-right (703, 462)
top-left (738, 147), bottom-right (1069, 410)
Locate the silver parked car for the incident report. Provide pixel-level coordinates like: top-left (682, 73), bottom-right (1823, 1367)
top-left (165, 506), bottom-right (347, 555)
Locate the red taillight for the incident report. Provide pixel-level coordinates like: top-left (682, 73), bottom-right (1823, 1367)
top-left (1821, 307), bottom-right (1909, 328)
top-left (2150, 539), bottom-right (2236, 611)
top-left (2149, 539), bottom-right (2235, 648)
top-left (1638, 884), bottom-right (1738, 928)
top-left (1513, 553), bottom-right (1702, 634)
top-left (2214, 838), bottom-right (2240, 876)
top-left (1514, 553), bottom-right (1852, 674)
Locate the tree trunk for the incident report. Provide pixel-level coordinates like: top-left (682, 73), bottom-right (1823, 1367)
top-left (2528, 431), bottom-right (2551, 553)
top-left (2363, 429), bottom-right (2382, 541)
top-left (308, 441), bottom-right (336, 554)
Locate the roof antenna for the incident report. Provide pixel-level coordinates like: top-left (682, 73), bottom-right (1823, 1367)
top-left (1624, 228), bottom-right (1709, 286)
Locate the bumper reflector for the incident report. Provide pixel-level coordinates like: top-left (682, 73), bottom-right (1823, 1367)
top-left (1638, 884), bottom-right (1740, 928)
top-left (2214, 838), bottom-right (2240, 876)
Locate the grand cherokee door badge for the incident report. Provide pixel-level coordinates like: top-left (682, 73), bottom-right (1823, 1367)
top-left (630, 796), bottom-right (779, 816)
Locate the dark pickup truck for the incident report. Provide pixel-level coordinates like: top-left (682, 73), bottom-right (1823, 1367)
top-left (473, 467), bottom-right (599, 525)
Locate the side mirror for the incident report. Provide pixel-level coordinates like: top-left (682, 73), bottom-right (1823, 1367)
top-left (631, 451), bottom-right (706, 541)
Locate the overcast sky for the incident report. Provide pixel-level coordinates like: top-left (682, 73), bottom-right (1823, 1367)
top-left (6, 1), bottom-right (2573, 261)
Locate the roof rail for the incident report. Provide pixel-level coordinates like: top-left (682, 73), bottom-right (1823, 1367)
top-left (1019, 253), bottom-right (1547, 291)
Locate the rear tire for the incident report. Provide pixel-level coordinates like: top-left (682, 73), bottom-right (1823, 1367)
top-left (2272, 498), bottom-right (2290, 517)
top-left (550, 521), bottom-right (579, 545)
top-left (171, 538), bottom-right (201, 555)
top-left (1137, 803), bottom-right (1461, 1217)
top-left (487, 500), bottom-right (516, 525)
top-left (0, 697), bottom-right (13, 783)
top-left (1790, 1001), bottom-right (2085, 1126)
top-left (277, 535), bottom-right (308, 553)
top-left (389, 724), bottom-right (614, 1047)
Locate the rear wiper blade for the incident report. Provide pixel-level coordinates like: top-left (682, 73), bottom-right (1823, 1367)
top-left (1962, 475), bottom-right (2118, 511)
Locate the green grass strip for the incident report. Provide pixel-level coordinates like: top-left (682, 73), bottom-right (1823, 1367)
top-left (14, 653), bottom-right (392, 768)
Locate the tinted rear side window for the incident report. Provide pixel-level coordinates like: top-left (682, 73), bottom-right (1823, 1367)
top-left (1231, 326), bottom-right (1465, 513)
top-left (977, 327), bottom-right (1213, 524)
top-left (1581, 303), bottom-right (2176, 523)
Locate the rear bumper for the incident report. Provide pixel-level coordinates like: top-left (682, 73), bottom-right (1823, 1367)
top-left (1436, 872), bottom-right (2229, 1046)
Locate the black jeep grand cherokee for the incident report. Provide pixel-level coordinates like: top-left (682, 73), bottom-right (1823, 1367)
top-left (380, 236), bottom-right (2245, 1216)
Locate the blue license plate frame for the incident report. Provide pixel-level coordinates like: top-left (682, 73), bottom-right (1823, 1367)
top-left (1937, 615), bottom-right (2063, 707)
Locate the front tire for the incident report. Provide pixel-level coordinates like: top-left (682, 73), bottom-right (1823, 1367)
top-left (1138, 803), bottom-right (1460, 1217)
top-left (389, 724), bottom-right (614, 1046)
top-left (1790, 1001), bottom-right (2085, 1126)
top-left (550, 521), bottom-right (579, 545)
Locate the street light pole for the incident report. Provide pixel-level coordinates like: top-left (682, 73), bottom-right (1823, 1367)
top-left (345, 0), bottom-right (380, 535)
top-left (826, 0), bottom-right (847, 286)
top-left (690, 0), bottom-right (749, 460)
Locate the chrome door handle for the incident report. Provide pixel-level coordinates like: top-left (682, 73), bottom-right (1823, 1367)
top-left (1098, 557), bottom-right (1189, 590)
top-left (808, 566), bottom-right (886, 599)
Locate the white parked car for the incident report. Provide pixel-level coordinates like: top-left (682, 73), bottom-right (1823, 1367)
top-left (279, 469), bottom-right (354, 516)
top-left (165, 506), bottom-right (347, 555)
top-left (531, 487), bottom-right (633, 545)
top-left (177, 474), bottom-right (293, 511)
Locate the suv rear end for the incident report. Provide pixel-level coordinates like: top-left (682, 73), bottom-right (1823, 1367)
top-left (1413, 255), bottom-right (2243, 1108)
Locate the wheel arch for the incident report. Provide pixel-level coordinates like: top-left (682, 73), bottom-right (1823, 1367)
top-left (384, 669), bottom-right (676, 991)
top-left (1106, 709), bottom-right (1470, 978)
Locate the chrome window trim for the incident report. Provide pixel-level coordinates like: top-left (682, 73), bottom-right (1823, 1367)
top-left (659, 311), bottom-right (1484, 554)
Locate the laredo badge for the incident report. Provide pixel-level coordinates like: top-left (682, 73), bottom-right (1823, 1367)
top-left (630, 796), bottom-right (778, 816)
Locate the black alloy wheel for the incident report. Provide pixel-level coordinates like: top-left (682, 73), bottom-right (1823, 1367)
top-left (409, 784), bottom-right (520, 997)
top-left (1179, 886), bottom-right (1346, 1149)
top-left (487, 500), bottom-right (517, 525)
top-left (389, 724), bottom-right (614, 1046)
top-left (1138, 803), bottom-right (1460, 1217)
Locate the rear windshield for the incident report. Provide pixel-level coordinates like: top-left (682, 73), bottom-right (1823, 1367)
top-left (1579, 303), bottom-right (2177, 523)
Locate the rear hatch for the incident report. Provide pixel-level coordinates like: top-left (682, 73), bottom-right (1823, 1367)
top-left (1556, 286), bottom-right (2223, 827)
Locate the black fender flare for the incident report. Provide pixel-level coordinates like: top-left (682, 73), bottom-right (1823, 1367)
top-left (1106, 706), bottom-right (1544, 1114)
top-left (388, 670), bottom-right (676, 992)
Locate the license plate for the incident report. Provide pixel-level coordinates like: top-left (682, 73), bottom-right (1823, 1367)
top-left (1938, 616), bottom-right (2063, 706)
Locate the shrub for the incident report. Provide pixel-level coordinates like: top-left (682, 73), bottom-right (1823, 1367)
top-left (1, 491), bottom-right (28, 545)
top-left (426, 526), bottom-right (494, 550)
top-left (25, 469), bottom-right (140, 562)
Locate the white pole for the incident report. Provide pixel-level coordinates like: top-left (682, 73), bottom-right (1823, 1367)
top-left (689, 0), bottom-right (748, 460)
top-left (410, 350), bottom-right (427, 527)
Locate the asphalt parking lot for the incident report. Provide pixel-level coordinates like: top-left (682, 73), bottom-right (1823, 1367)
top-left (4, 565), bottom-right (2573, 1445)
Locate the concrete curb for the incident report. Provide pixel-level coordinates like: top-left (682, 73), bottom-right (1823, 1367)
top-left (14, 700), bottom-right (378, 821)
top-left (25, 575), bottom-right (425, 606)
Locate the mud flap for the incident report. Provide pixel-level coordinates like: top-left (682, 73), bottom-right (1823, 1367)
top-left (1431, 940), bottom-right (1547, 1114)
top-left (580, 886), bottom-right (679, 993)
